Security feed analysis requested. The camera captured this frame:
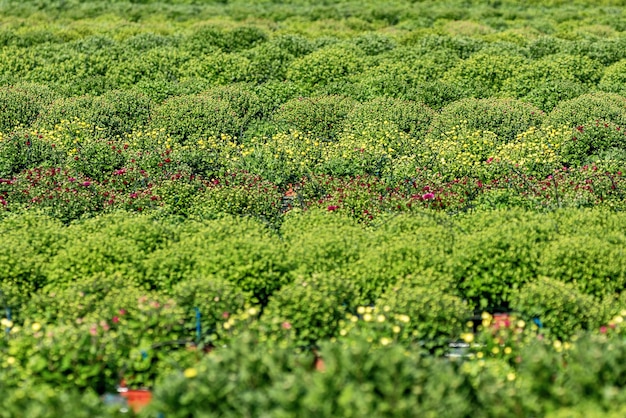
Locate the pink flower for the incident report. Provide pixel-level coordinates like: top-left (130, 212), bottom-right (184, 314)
top-left (89, 325), bottom-right (98, 336)
top-left (119, 309), bottom-right (127, 316)
top-left (422, 192), bottom-right (435, 200)
top-left (112, 316), bottom-right (120, 324)
top-left (600, 326), bottom-right (607, 334)
top-left (81, 181), bottom-right (91, 187)
top-left (222, 312), bottom-right (230, 319)
top-left (282, 321), bottom-right (292, 330)
top-left (68, 177), bottom-right (76, 182)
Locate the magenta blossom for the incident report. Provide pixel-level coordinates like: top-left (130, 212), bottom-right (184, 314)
top-left (327, 205), bottom-right (339, 211)
top-left (422, 192), bottom-right (435, 200)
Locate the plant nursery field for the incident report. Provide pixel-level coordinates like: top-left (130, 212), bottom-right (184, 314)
top-left (2, 0), bottom-right (626, 416)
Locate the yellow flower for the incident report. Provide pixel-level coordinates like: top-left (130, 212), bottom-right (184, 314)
top-left (183, 368), bottom-right (198, 378)
top-left (380, 337), bottom-right (392, 346)
top-left (392, 326), bottom-right (401, 334)
top-left (376, 315), bottom-right (386, 323)
top-left (31, 322), bottom-right (42, 332)
top-left (1, 318), bottom-right (13, 328)
top-left (491, 347), bottom-right (500, 354)
top-left (363, 313), bottom-right (373, 322)
top-left (504, 347), bottom-right (512, 355)
top-left (357, 306), bottom-right (366, 315)
top-left (506, 372), bottom-right (516, 381)
top-left (6, 356), bottom-right (16, 366)
top-left (461, 333), bottom-right (474, 343)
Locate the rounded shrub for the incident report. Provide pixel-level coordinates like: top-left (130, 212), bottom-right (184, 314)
top-left (286, 44), bottom-right (364, 87)
top-left (0, 83), bottom-right (56, 132)
top-left (258, 273), bottom-right (359, 347)
top-left (559, 119), bottom-right (626, 166)
top-left (544, 92), bottom-right (626, 129)
top-left (343, 97), bottom-right (435, 139)
top-left (148, 93), bottom-right (242, 144)
top-left (273, 95), bottom-right (357, 141)
top-left (376, 278), bottom-right (472, 352)
top-left (442, 52), bottom-right (527, 96)
top-left (270, 34), bottom-right (314, 57)
top-left (599, 59), bottom-right (626, 96)
top-left (36, 90), bottom-right (152, 138)
top-left (538, 235), bottom-right (626, 297)
top-left (510, 277), bottom-right (608, 340)
top-left (353, 33), bottom-right (396, 55)
top-left (430, 97), bottom-right (545, 142)
top-left (245, 43), bottom-right (295, 83)
top-left (449, 211), bottom-right (551, 310)
top-left (170, 276), bottom-right (250, 344)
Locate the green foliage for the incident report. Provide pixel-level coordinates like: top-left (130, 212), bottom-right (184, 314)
top-left (0, 83), bottom-right (56, 133)
top-left (376, 278), bottom-right (472, 352)
top-left (0, 130), bottom-right (63, 177)
top-left (273, 95), bottom-right (357, 141)
top-left (544, 92), bottom-right (626, 129)
top-left (430, 97), bottom-right (546, 142)
top-left (443, 52), bottom-right (527, 97)
top-left (148, 93), bottom-right (242, 144)
top-left (538, 235), bottom-right (626, 296)
top-left (599, 59), bottom-right (626, 96)
top-left (511, 277), bottom-right (608, 340)
top-left (449, 211), bottom-right (552, 310)
top-left (343, 97), bottom-right (435, 139)
top-left (286, 44), bottom-right (364, 87)
top-left (259, 273), bottom-right (358, 347)
top-left (36, 90), bottom-right (152, 138)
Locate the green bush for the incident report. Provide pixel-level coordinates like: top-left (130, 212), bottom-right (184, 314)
top-left (245, 43), bottom-right (295, 83)
top-left (282, 209), bottom-right (366, 277)
top-left (560, 119), bottom-right (626, 166)
top-left (346, 216), bottom-right (453, 303)
top-left (105, 47), bottom-right (189, 89)
top-left (36, 90), bottom-right (152, 138)
top-left (353, 33), bottom-right (396, 55)
top-left (343, 97), bottom-right (435, 139)
top-left (442, 52), bottom-right (527, 97)
top-left (430, 97), bottom-right (545, 142)
top-left (449, 211), bottom-right (551, 310)
top-left (538, 235), bottom-right (626, 297)
top-left (148, 93), bottom-right (242, 144)
top-left (286, 44), bottom-right (364, 87)
top-left (511, 277), bottom-right (609, 340)
top-left (0, 384), bottom-right (122, 418)
top-left (144, 216), bottom-right (290, 304)
top-left (544, 92), bottom-right (626, 129)
top-left (0, 83), bottom-right (56, 133)
top-left (0, 130), bottom-right (63, 177)
top-left (258, 273), bottom-right (359, 347)
top-left (273, 95), bottom-right (357, 141)
top-left (599, 59), bottom-right (626, 96)
top-left (170, 277), bottom-right (249, 344)
top-left (376, 278), bottom-right (472, 352)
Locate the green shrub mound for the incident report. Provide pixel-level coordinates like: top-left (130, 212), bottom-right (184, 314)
top-left (35, 90), bottom-right (153, 138)
top-left (430, 97), bottom-right (546, 142)
top-left (377, 278), bottom-right (472, 352)
top-left (511, 277), bottom-right (609, 341)
top-left (544, 92), bottom-right (626, 129)
top-left (538, 235), bottom-right (626, 297)
top-left (286, 44), bottom-right (364, 88)
top-left (273, 95), bottom-right (357, 141)
top-left (0, 83), bottom-right (57, 133)
top-left (148, 93), bottom-right (243, 144)
top-left (258, 273), bottom-right (359, 347)
top-left (343, 97), bottom-right (435, 139)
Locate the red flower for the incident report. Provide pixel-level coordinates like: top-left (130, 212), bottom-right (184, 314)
top-left (327, 205), bottom-right (339, 211)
